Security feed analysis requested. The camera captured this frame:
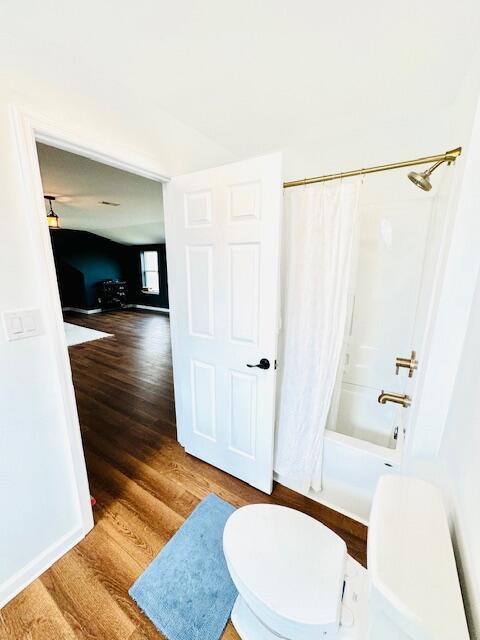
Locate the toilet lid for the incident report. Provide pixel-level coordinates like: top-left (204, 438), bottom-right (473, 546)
top-left (223, 504), bottom-right (347, 626)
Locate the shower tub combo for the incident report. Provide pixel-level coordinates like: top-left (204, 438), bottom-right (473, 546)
top-left (277, 169), bottom-right (452, 523)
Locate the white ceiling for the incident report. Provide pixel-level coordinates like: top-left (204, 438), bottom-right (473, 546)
top-left (132, 0), bottom-right (480, 157)
top-left (2, 0), bottom-right (480, 194)
top-left (37, 143), bottom-right (164, 245)
top-left (4, 0), bottom-right (480, 169)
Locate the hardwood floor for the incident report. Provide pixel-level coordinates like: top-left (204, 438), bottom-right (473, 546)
top-left (0, 310), bottom-right (367, 639)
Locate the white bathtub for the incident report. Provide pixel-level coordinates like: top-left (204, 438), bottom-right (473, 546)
top-left (275, 427), bottom-right (403, 524)
top-left (320, 428), bottom-right (403, 523)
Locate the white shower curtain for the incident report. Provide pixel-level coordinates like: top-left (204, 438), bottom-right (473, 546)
top-left (274, 178), bottom-right (361, 492)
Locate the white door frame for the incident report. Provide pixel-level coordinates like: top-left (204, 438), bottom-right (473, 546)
top-left (7, 104), bottom-right (170, 604)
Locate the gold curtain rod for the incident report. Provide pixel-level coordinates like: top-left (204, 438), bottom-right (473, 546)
top-left (283, 146), bottom-right (462, 189)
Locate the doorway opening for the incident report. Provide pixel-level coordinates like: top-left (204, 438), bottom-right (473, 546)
top-left (35, 141), bottom-right (177, 509)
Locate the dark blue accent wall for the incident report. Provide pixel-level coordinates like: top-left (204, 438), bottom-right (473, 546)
top-left (50, 229), bottom-right (169, 310)
top-left (50, 229), bottom-right (125, 309)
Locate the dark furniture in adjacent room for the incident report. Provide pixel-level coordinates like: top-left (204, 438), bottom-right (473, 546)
top-left (96, 280), bottom-right (128, 311)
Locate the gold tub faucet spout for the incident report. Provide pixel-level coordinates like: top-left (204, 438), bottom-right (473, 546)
top-left (378, 391), bottom-right (411, 408)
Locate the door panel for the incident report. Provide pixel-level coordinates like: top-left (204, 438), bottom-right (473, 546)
top-left (229, 243), bottom-right (260, 344)
top-left (191, 359), bottom-right (216, 441)
top-left (164, 153), bottom-right (282, 493)
top-left (186, 245), bottom-right (214, 337)
top-left (229, 369), bottom-right (257, 458)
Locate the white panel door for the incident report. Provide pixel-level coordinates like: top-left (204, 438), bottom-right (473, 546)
top-left (164, 153), bottom-right (282, 493)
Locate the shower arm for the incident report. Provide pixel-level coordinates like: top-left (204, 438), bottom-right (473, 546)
top-left (423, 158), bottom-right (448, 177)
top-left (283, 146), bottom-right (462, 189)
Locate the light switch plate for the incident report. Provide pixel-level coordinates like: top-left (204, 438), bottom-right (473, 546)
top-left (2, 309), bottom-right (44, 341)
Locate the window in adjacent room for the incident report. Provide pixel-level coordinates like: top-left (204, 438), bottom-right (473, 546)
top-left (141, 250), bottom-right (159, 294)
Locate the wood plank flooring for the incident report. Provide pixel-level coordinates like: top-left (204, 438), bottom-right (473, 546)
top-left (0, 310), bottom-right (367, 639)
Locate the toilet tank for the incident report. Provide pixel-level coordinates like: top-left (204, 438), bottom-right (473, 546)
top-left (367, 476), bottom-right (469, 640)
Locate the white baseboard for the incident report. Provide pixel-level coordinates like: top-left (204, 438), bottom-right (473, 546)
top-left (63, 305), bottom-right (170, 315)
top-left (129, 304), bottom-right (170, 313)
top-left (62, 307), bottom-right (102, 315)
top-left (0, 525), bottom-right (86, 609)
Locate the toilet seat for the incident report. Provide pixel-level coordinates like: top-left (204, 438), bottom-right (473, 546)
top-left (223, 504), bottom-right (347, 639)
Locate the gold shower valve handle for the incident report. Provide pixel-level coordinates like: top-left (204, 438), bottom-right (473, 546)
top-left (395, 351), bottom-right (418, 377)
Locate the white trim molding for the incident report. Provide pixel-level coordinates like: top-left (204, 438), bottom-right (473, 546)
top-left (62, 307), bottom-right (103, 315)
top-left (10, 104), bottom-right (94, 538)
top-left (0, 526), bottom-right (84, 609)
top-left (62, 305), bottom-right (170, 314)
top-left (130, 304), bottom-right (170, 313)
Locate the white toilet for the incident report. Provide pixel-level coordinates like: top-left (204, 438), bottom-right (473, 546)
top-left (223, 476), bottom-right (469, 639)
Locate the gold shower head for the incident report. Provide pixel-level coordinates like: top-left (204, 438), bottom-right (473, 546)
top-left (408, 147), bottom-right (462, 191)
top-left (408, 169), bottom-right (433, 191)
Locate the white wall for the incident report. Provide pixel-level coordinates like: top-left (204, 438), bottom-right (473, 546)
top-left (436, 274), bottom-right (480, 635)
top-left (407, 269), bottom-right (480, 636)
top-left (0, 56), bottom-right (234, 604)
top-left (404, 54), bottom-right (480, 636)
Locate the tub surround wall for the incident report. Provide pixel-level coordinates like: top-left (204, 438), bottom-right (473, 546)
top-left (329, 193), bottom-right (440, 449)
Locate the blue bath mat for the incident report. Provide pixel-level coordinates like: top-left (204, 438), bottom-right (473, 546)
top-left (129, 493), bottom-right (237, 640)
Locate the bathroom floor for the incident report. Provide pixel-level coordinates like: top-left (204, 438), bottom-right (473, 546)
top-left (0, 310), bottom-right (367, 640)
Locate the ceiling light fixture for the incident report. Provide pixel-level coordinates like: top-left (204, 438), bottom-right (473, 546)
top-left (44, 195), bottom-right (60, 230)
